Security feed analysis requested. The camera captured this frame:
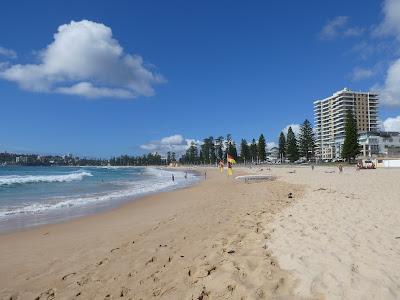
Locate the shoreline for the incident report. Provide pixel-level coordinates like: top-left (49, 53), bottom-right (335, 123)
top-left (1, 166), bottom-right (399, 299)
top-left (0, 167), bottom-right (303, 299)
top-left (0, 166), bottom-right (201, 235)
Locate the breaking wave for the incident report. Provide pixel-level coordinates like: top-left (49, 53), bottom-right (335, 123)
top-left (0, 171), bottom-right (93, 186)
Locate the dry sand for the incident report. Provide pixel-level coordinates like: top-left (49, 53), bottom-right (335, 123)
top-left (262, 166), bottom-right (400, 300)
top-left (0, 168), bottom-right (303, 300)
top-left (1, 166), bottom-right (399, 300)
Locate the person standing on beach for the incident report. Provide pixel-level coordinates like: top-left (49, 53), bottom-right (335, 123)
top-left (311, 165), bottom-right (314, 171)
top-left (204, 171), bottom-right (207, 180)
top-left (184, 172), bottom-right (187, 179)
top-left (172, 174), bottom-right (175, 182)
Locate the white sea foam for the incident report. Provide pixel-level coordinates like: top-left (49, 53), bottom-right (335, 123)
top-left (0, 171), bottom-right (93, 186)
top-left (0, 168), bottom-right (197, 218)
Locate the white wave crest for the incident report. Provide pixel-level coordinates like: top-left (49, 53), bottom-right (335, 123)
top-left (0, 171), bottom-right (93, 186)
top-left (0, 168), bottom-right (197, 218)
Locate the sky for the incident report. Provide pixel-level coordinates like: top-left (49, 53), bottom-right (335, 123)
top-left (1, 0), bottom-right (400, 158)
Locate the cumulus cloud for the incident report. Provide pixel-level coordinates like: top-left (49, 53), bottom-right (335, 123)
top-left (374, 59), bottom-right (400, 106)
top-left (350, 66), bottom-right (374, 81)
top-left (282, 124), bottom-right (300, 136)
top-left (0, 20), bottom-right (164, 99)
top-left (382, 115), bottom-right (400, 132)
top-left (320, 16), bottom-right (363, 40)
top-left (0, 46), bottom-right (17, 59)
top-left (371, 0), bottom-right (400, 106)
top-left (160, 134), bottom-right (184, 145)
top-left (140, 134), bottom-right (199, 155)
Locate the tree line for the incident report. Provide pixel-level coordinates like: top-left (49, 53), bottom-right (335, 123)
top-left (278, 119), bottom-right (316, 162)
top-left (179, 133), bottom-right (268, 165)
top-left (1, 112), bottom-right (360, 167)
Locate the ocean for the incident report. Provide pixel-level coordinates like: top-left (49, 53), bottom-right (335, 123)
top-left (0, 166), bottom-right (198, 232)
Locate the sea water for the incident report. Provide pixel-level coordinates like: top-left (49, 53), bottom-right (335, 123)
top-left (0, 166), bottom-right (197, 232)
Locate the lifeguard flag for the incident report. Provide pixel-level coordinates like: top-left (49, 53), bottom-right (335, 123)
top-left (227, 154), bottom-right (236, 164)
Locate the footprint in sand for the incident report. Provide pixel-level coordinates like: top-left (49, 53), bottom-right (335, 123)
top-left (35, 288), bottom-right (56, 300)
top-left (145, 256), bottom-right (156, 265)
top-left (61, 272), bottom-right (76, 281)
top-left (197, 287), bottom-right (210, 300)
top-left (97, 258), bottom-right (109, 266)
top-left (120, 286), bottom-right (130, 297)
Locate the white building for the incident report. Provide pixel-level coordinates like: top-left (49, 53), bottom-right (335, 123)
top-left (360, 132), bottom-right (400, 157)
top-left (314, 88), bottom-right (379, 160)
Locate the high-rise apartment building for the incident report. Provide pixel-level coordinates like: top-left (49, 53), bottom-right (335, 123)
top-left (314, 88), bottom-right (379, 160)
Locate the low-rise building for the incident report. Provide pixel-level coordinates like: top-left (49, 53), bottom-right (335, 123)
top-left (334, 131), bottom-right (400, 159)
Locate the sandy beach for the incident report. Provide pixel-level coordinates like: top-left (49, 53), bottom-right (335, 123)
top-left (0, 166), bottom-right (399, 299)
top-left (0, 168), bottom-right (303, 299)
top-left (265, 166), bottom-right (400, 299)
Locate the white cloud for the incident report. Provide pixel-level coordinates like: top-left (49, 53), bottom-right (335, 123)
top-left (0, 46), bottom-right (17, 59)
top-left (350, 66), bottom-right (374, 81)
top-left (56, 82), bottom-right (133, 98)
top-left (344, 27), bottom-right (364, 37)
top-left (160, 134), bottom-right (184, 145)
top-left (266, 142), bottom-right (277, 149)
top-left (320, 16), bottom-right (349, 40)
top-left (373, 0), bottom-right (400, 40)
top-left (282, 124), bottom-right (300, 136)
top-left (371, 0), bottom-right (400, 106)
top-left (140, 134), bottom-right (199, 155)
top-left (382, 115), bottom-right (400, 132)
top-left (0, 20), bottom-right (164, 99)
top-left (374, 58), bottom-right (400, 106)
top-left (320, 16), bottom-right (364, 40)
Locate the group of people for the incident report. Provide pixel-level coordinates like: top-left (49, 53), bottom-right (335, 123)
top-left (171, 171), bottom-right (207, 182)
top-left (311, 164), bottom-right (343, 173)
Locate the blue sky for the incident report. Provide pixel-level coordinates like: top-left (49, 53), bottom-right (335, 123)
top-left (1, 0), bottom-right (400, 157)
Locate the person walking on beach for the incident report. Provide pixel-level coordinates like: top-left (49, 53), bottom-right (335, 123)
top-left (311, 165), bottom-right (314, 171)
top-left (172, 174), bottom-right (175, 182)
top-left (338, 164), bottom-right (343, 173)
top-left (184, 172), bottom-right (187, 179)
top-left (204, 171), bottom-right (207, 180)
